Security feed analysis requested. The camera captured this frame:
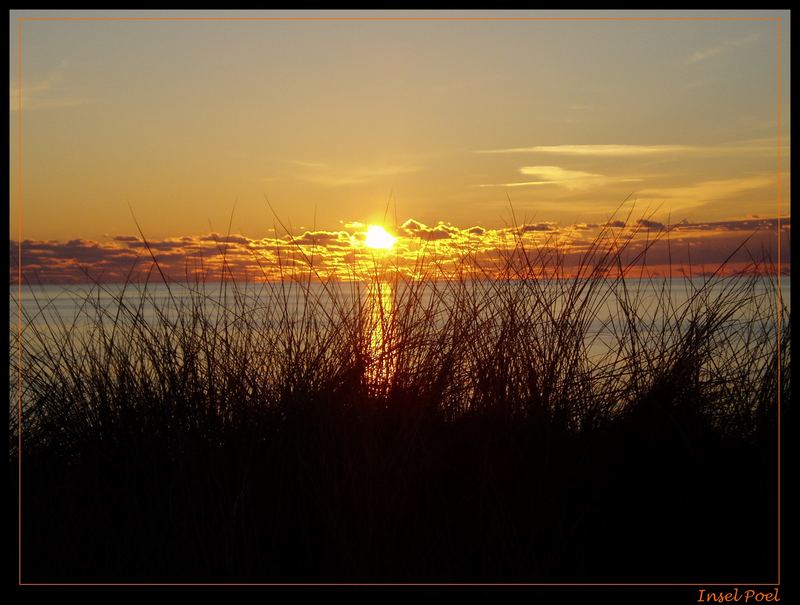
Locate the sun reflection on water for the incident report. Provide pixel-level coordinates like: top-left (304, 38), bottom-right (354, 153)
top-left (365, 280), bottom-right (396, 396)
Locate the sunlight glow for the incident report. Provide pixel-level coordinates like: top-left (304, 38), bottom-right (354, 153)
top-left (364, 225), bottom-right (397, 250)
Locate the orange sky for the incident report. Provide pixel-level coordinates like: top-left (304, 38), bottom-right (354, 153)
top-left (8, 10), bottom-right (790, 282)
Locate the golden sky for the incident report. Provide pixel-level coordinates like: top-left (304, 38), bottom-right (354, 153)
top-left (8, 10), bottom-right (790, 281)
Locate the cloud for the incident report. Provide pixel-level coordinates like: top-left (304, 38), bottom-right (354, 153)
top-left (9, 68), bottom-right (94, 112)
top-left (10, 217), bottom-right (789, 284)
top-left (520, 222), bottom-right (558, 233)
top-left (292, 161), bottom-right (421, 187)
top-left (399, 219), bottom-right (459, 241)
top-left (124, 240), bottom-right (188, 251)
top-left (291, 160), bottom-right (329, 169)
top-left (477, 180), bottom-right (553, 188)
top-left (291, 230), bottom-right (353, 247)
top-left (479, 165), bottom-right (642, 190)
top-left (686, 33), bottom-right (759, 65)
top-left (671, 217), bottom-right (787, 233)
top-left (520, 166), bottom-right (601, 180)
top-left (518, 166), bottom-right (605, 188)
top-left (476, 144), bottom-right (695, 156)
top-left (199, 233), bottom-right (251, 245)
top-left (637, 174), bottom-right (778, 211)
top-left (636, 219), bottom-right (665, 230)
top-left (474, 139), bottom-right (780, 157)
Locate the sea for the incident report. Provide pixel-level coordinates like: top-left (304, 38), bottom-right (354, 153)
top-left (10, 276), bottom-right (789, 366)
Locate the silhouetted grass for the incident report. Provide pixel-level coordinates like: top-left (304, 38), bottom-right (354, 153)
top-left (10, 217), bottom-right (789, 582)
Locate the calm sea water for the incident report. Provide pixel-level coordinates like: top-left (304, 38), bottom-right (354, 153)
top-left (10, 277), bottom-right (790, 366)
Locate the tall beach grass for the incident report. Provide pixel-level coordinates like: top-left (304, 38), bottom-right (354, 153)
top-left (10, 216), bottom-right (789, 582)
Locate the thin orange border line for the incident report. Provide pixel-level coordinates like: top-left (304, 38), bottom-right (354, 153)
top-left (14, 12), bottom-right (784, 589)
top-left (17, 16), bottom-right (23, 589)
top-left (16, 582), bottom-right (784, 587)
top-left (776, 16), bottom-right (781, 587)
top-left (17, 16), bottom-right (781, 21)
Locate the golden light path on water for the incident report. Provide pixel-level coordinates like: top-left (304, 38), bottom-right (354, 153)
top-left (360, 224), bottom-right (398, 394)
top-left (365, 279), bottom-right (395, 396)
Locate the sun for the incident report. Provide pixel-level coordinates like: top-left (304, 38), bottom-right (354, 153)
top-left (364, 225), bottom-right (397, 250)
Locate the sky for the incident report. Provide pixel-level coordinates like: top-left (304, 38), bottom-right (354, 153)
top-left (8, 10), bottom-right (791, 282)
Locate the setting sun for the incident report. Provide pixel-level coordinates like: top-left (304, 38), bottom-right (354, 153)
top-left (10, 9), bottom-right (789, 586)
top-left (364, 225), bottom-right (397, 250)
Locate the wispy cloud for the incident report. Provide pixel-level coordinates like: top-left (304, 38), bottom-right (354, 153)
top-left (637, 174), bottom-right (778, 211)
top-left (474, 140), bottom-right (780, 157)
top-left (292, 162), bottom-right (422, 187)
top-left (478, 165), bottom-right (642, 190)
top-left (476, 144), bottom-right (694, 156)
top-left (686, 33), bottom-right (759, 64)
top-left (291, 160), bottom-right (329, 169)
top-left (9, 68), bottom-right (94, 112)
